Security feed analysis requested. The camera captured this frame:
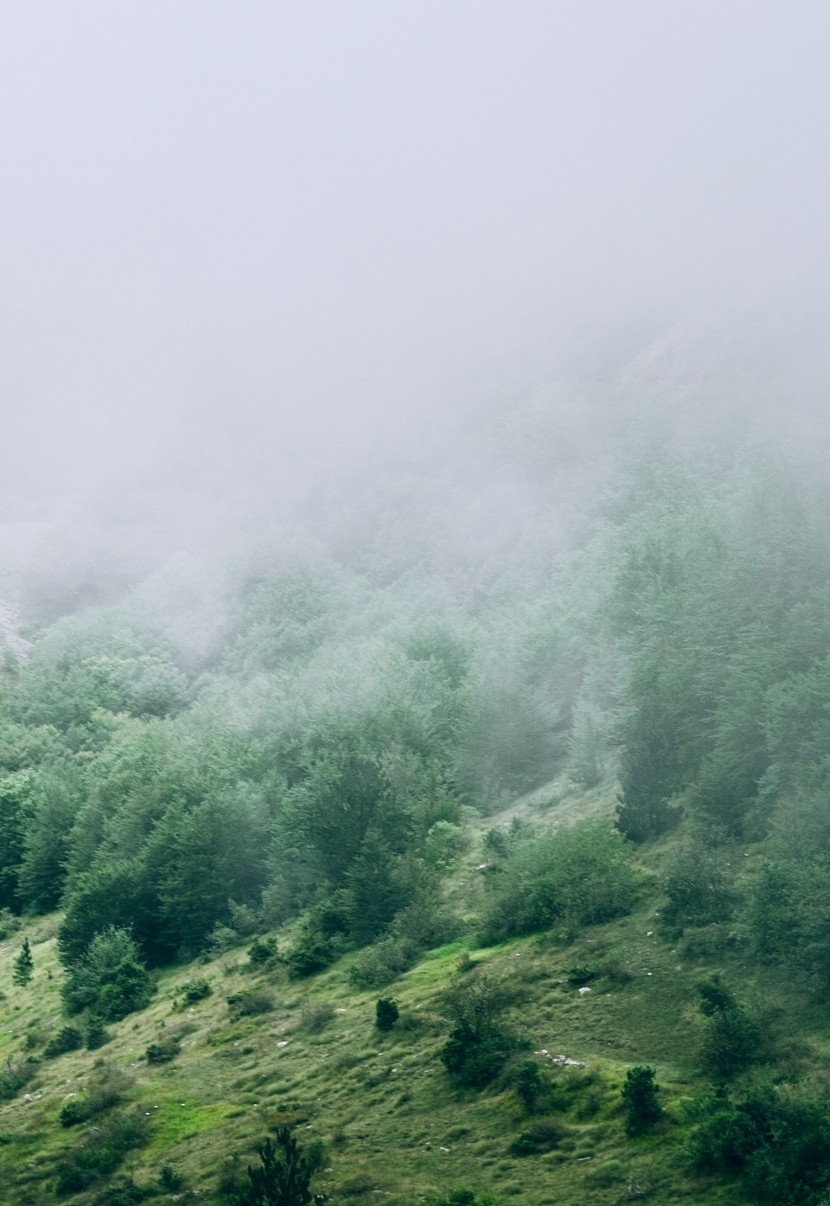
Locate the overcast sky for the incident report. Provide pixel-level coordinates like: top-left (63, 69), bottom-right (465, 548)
top-left (2, 1), bottom-right (829, 511)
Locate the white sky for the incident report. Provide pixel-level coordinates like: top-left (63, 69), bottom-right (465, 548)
top-left (1, 1), bottom-right (829, 507)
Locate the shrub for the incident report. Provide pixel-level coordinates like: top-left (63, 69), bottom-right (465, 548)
top-left (512, 1060), bottom-right (545, 1112)
top-left (59, 1062), bottom-right (131, 1126)
top-left (509, 1118), bottom-right (568, 1155)
top-left (299, 1002), bottom-right (336, 1033)
top-left (146, 1037), bottom-right (181, 1064)
top-left (478, 820), bottom-right (637, 944)
top-left (689, 1083), bottom-right (830, 1205)
top-left (228, 988), bottom-right (275, 1018)
top-left (0, 1055), bottom-right (36, 1100)
top-left (348, 936), bottom-right (418, 989)
top-left (84, 1016), bottom-right (111, 1050)
top-left (438, 974), bottom-right (523, 1087)
top-left (247, 937), bottom-right (278, 968)
top-left (663, 842), bottom-right (735, 929)
top-left (44, 1026), bottom-right (83, 1059)
top-left (285, 934), bottom-right (339, 979)
top-left (697, 977), bottom-right (761, 1081)
top-left (55, 1109), bottom-right (150, 1195)
top-left (622, 1066), bottom-right (662, 1135)
top-left (375, 998), bottom-right (399, 1032)
top-left (181, 978), bottom-right (212, 1005)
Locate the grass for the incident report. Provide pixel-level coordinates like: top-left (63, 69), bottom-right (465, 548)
top-left (0, 780), bottom-right (822, 1203)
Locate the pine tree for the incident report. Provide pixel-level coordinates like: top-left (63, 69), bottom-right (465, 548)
top-left (13, 938), bottom-right (33, 987)
top-left (239, 1127), bottom-right (325, 1205)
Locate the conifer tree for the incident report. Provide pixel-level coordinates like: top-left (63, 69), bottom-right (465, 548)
top-left (12, 937), bottom-right (33, 987)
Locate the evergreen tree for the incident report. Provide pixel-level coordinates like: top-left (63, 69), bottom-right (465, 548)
top-left (238, 1127), bottom-right (325, 1205)
top-left (12, 937), bottom-right (33, 986)
top-left (622, 1066), bottom-right (662, 1135)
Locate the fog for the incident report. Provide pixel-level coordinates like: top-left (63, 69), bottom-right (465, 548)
top-left (2, 1), bottom-right (830, 599)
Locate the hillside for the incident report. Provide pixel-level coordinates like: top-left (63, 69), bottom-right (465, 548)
top-left (0, 781), bottom-right (753, 1205)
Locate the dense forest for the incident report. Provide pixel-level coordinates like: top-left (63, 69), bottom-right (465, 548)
top-left (4, 383), bottom-right (830, 1203)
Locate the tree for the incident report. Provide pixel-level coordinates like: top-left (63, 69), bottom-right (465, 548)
top-left (237, 1127), bottom-right (325, 1205)
top-left (622, 1066), bottom-right (662, 1135)
top-left (12, 937), bottom-right (33, 986)
top-left (697, 976), bottom-right (761, 1081)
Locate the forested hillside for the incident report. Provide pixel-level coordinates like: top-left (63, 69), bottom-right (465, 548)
top-left (3, 384), bottom-right (830, 1203)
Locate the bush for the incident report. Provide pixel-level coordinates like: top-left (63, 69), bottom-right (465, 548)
top-left (228, 988), bottom-right (275, 1018)
top-left (44, 1026), bottom-right (83, 1059)
top-left (55, 1109), bottom-right (150, 1195)
top-left (663, 842), bottom-right (735, 929)
top-left (59, 1062), bottom-right (130, 1125)
top-left (438, 974), bottom-right (523, 1087)
top-left (285, 934), bottom-right (340, 979)
top-left (510, 1118), bottom-right (568, 1155)
top-left (512, 1060), bottom-right (545, 1112)
top-left (84, 1016), bottom-right (111, 1050)
top-left (299, 1002), bottom-right (336, 1033)
top-left (181, 978), bottom-right (212, 1005)
top-left (145, 1037), bottom-right (181, 1064)
top-left (689, 1083), bottom-right (830, 1205)
top-left (622, 1066), bottom-right (662, 1135)
top-left (0, 1055), bottom-right (36, 1100)
top-left (348, 936), bottom-right (418, 989)
top-left (697, 977), bottom-right (761, 1081)
top-left (478, 820), bottom-right (638, 944)
top-left (375, 998), bottom-right (399, 1032)
top-left (247, 937), bottom-right (278, 968)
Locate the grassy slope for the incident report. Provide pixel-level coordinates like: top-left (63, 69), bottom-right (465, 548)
top-left (0, 781), bottom-right (816, 1205)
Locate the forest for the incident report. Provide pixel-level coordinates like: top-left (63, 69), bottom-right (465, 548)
top-left (3, 387), bottom-right (830, 1204)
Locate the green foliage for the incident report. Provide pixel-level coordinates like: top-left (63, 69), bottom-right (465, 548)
top-left (55, 1108), bottom-right (150, 1196)
top-left (348, 935), bottom-right (418, 989)
top-left (439, 973), bottom-right (523, 1087)
top-left (509, 1117), bottom-right (568, 1155)
top-left (697, 976), bottom-right (761, 1081)
top-left (663, 839), bottom-right (735, 930)
top-left (43, 1026), bottom-right (83, 1059)
top-left (180, 978), bottom-right (212, 1004)
top-left (375, 997), bottom-right (399, 1031)
top-left (479, 820), bottom-right (637, 943)
top-left (0, 1055), bottom-right (36, 1100)
top-left (690, 1082), bottom-right (830, 1204)
top-left (62, 926), bottom-right (155, 1021)
top-left (12, 937), bottom-right (33, 986)
top-left (247, 937), bottom-right (278, 967)
top-left (145, 1036), bottom-right (181, 1064)
top-left (622, 1066), bottom-right (662, 1135)
top-left (228, 988), bottom-right (275, 1017)
top-left (235, 1127), bottom-right (326, 1205)
top-left (512, 1059), bottom-right (545, 1112)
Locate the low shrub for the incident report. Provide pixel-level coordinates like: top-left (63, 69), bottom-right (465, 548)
top-left (375, 998), bottom-right (399, 1032)
top-left (299, 1002), bottom-right (336, 1033)
top-left (478, 820), bottom-right (638, 944)
top-left (181, 978), bottom-right (212, 1005)
top-left (247, 937), bottom-right (278, 968)
top-left (228, 988), bottom-right (275, 1017)
top-left (510, 1118), bottom-right (568, 1155)
top-left (349, 936), bottom-right (418, 989)
top-left (44, 1026), bottom-right (83, 1059)
top-left (0, 1056), bottom-right (36, 1100)
top-left (145, 1037), bottom-right (181, 1064)
top-left (84, 1016), bottom-right (111, 1050)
